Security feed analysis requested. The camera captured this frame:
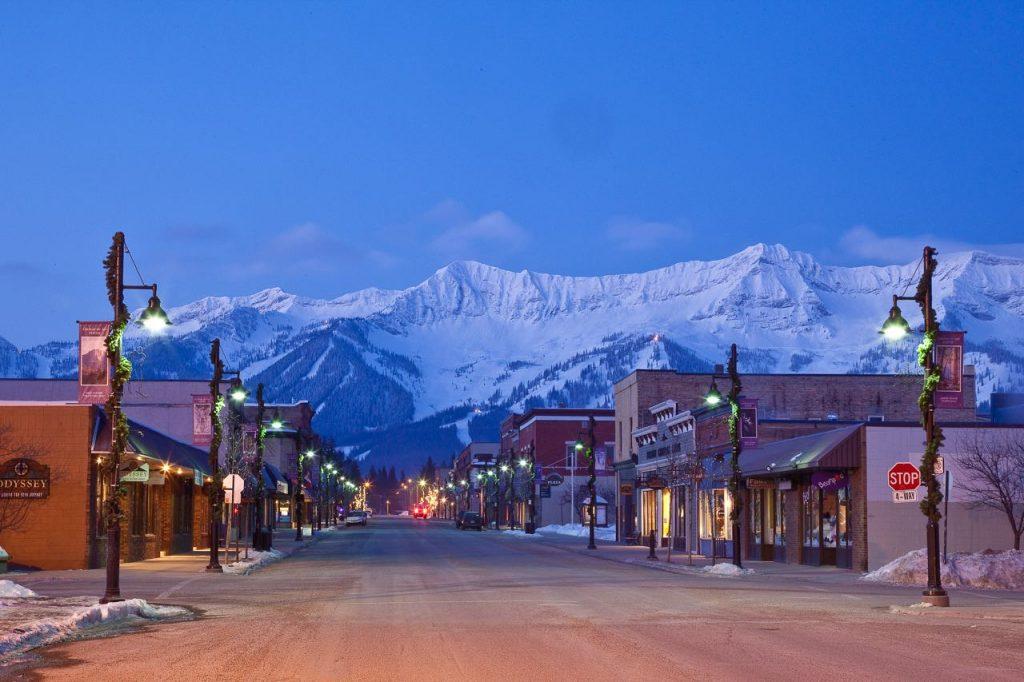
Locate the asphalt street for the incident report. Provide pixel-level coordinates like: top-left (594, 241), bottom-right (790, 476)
top-left (11, 518), bottom-right (1024, 681)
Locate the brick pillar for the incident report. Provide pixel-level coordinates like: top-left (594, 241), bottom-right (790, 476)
top-left (851, 431), bottom-right (869, 571)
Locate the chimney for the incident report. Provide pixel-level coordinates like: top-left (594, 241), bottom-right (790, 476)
top-left (713, 364), bottom-right (724, 375)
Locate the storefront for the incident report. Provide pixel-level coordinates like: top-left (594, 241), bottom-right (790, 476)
top-left (739, 424), bottom-right (863, 570)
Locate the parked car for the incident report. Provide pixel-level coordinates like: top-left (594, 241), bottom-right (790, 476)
top-left (457, 511), bottom-right (483, 531)
top-left (345, 510), bottom-right (368, 526)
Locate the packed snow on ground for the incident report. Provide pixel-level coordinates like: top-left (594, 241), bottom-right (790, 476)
top-left (0, 580), bottom-right (38, 598)
top-left (0, 598), bottom-right (188, 658)
top-left (863, 549), bottom-right (1024, 590)
top-left (701, 563), bottom-right (755, 577)
top-left (501, 529), bottom-right (542, 538)
top-left (223, 549), bottom-right (285, 575)
top-left (536, 523), bottom-right (617, 542)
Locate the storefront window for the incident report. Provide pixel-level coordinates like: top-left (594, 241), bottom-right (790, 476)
top-left (641, 489), bottom-right (656, 536)
top-left (675, 487), bottom-right (686, 541)
top-left (130, 485), bottom-right (145, 536)
top-left (751, 492), bottom-right (763, 545)
top-left (661, 488), bottom-right (671, 539)
top-left (802, 488), bottom-right (820, 548)
top-left (821, 491), bottom-right (838, 548)
top-left (95, 467), bottom-right (110, 537)
top-left (700, 488), bottom-right (731, 540)
top-left (838, 485), bottom-right (851, 548)
top-left (774, 489), bottom-right (786, 547)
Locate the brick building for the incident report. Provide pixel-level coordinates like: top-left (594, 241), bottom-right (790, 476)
top-left (499, 407), bottom-right (616, 527)
top-left (614, 366), bottom-right (979, 549)
top-left (0, 402), bottom-right (210, 570)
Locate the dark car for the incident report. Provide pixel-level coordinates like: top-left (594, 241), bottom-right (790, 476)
top-left (456, 511), bottom-right (483, 531)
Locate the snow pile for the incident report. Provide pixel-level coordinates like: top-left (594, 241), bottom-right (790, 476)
top-left (0, 580), bottom-right (38, 598)
top-left (223, 549), bottom-right (285, 575)
top-left (536, 524), bottom-right (617, 542)
top-left (0, 598), bottom-right (188, 658)
top-left (863, 549), bottom-right (1024, 590)
top-left (501, 529), bottom-right (541, 538)
top-left (888, 602), bottom-right (934, 615)
top-left (701, 563), bottom-right (755, 577)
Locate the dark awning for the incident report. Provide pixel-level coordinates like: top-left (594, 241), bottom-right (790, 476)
top-left (739, 424), bottom-right (862, 477)
top-left (92, 410), bottom-right (210, 477)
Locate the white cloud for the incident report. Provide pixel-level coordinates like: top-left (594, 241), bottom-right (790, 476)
top-left (837, 226), bottom-right (1024, 264)
top-left (427, 201), bottom-right (529, 258)
top-left (605, 217), bottom-right (689, 252)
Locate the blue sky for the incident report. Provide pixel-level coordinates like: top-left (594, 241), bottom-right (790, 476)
top-left (1, 2), bottom-right (1021, 346)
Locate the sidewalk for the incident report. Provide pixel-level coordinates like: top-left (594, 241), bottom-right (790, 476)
top-left (6, 525), bottom-right (339, 601)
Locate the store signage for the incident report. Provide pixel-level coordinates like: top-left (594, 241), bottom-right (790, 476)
top-left (120, 462), bottom-right (150, 483)
top-left (540, 484), bottom-right (551, 498)
top-left (644, 473), bottom-right (667, 490)
top-left (277, 480), bottom-right (289, 495)
top-left (739, 398), bottom-right (758, 447)
top-left (545, 473), bottom-right (564, 487)
top-left (746, 478), bottom-right (773, 490)
top-left (620, 483), bottom-right (634, 496)
top-left (194, 468), bottom-right (204, 486)
top-left (192, 394), bottom-right (213, 446)
top-left (934, 332), bottom-right (964, 409)
top-left (811, 471), bottom-right (848, 493)
top-left (78, 322), bottom-right (112, 404)
top-left (0, 458), bottom-right (50, 499)
top-left (887, 462), bottom-right (921, 491)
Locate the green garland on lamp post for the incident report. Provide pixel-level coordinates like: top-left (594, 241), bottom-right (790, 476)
top-left (206, 339), bottom-right (226, 572)
top-left (726, 344), bottom-right (743, 568)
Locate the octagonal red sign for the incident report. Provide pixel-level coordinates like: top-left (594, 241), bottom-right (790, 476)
top-left (887, 462), bottom-right (921, 492)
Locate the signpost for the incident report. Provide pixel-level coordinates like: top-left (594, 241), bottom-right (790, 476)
top-left (888, 462), bottom-right (921, 503)
top-left (223, 474), bottom-right (245, 563)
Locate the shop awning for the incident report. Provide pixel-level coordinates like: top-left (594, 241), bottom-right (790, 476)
top-left (739, 424), bottom-right (862, 477)
top-left (92, 410), bottom-right (210, 477)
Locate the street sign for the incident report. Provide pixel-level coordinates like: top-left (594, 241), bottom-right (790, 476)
top-left (887, 462), bottom-right (921, 492)
top-left (893, 490), bottom-right (918, 503)
top-left (545, 473), bottom-right (564, 486)
top-left (223, 473), bottom-right (245, 504)
top-left (934, 456), bottom-right (944, 476)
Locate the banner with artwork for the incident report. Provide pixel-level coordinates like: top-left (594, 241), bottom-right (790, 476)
top-left (739, 398), bottom-right (758, 447)
top-left (934, 331), bottom-right (964, 409)
top-left (242, 423), bottom-right (257, 459)
top-left (77, 322), bottom-right (111, 404)
top-left (192, 394), bottom-right (213, 446)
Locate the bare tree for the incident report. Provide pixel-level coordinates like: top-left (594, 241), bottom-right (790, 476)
top-left (953, 430), bottom-right (1024, 550)
top-left (657, 449), bottom-right (701, 563)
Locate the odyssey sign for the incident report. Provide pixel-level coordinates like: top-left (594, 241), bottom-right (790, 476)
top-left (0, 458), bottom-right (50, 499)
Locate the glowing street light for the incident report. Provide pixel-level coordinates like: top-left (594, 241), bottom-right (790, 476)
top-left (704, 380), bottom-right (723, 406)
top-left (880, 296), bottom-right (912, 341)
top-left (138, 292), bottom-right (171, 333)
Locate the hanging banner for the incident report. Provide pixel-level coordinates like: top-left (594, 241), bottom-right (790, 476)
top-left (934, 331), bottom-right (964, 409)
top-left (595, 445), bottom-right (607, 471)
top-left (192, 394), bottom-right (213, 446)
top-left (77, 322), bottom-right (111, 404)
top-left (242, 423), bottom-right (257, 458)
top-left (739, 398), bottom-right (758, 447)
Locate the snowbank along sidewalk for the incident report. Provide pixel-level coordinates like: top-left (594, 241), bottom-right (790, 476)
top-left (863, 549), bottom-right (1024, 590)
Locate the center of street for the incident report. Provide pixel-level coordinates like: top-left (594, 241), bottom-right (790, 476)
top-left (16, 518), bottom-right (1024, 681)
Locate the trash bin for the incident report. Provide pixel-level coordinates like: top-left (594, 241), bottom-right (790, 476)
top-left (524, 522), bottom-right (536, 535)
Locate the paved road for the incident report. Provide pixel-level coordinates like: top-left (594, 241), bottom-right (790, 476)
top-left (17, 518), bottom-right (1024, 681)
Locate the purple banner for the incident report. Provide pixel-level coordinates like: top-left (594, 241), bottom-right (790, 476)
top-left (78, 322), bottom-right (111, 404)
top-left (739, 398), bottom-right (758, 448)
top-left (934, 331), bottom-right (964, 409)
top-left (811, 471), bottom-right (848, 493)
top-left (192, 394), bottom-right (213, 446)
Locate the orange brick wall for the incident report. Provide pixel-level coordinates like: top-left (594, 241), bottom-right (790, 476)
top-left (0, 404), bottom-right (94, 570)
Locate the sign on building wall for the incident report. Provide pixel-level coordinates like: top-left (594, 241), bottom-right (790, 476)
top-left (0, 458), bottom-right (50, 499)
top-left (934, 331), bottom-right (964, 409)
top-left (810, 470), bottom-right (848, 493)
top-left (739, 398), bottom-right (758, 447)
top-left (192, 394), bottom-right (213, 446)
top-left (77, 322), bottom-right (111, 404)
top-left (120, 462), bottom-right (150, 483)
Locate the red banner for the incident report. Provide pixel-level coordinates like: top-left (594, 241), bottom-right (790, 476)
top-left (192, 394), bottom-right (213, 446)
top-left (739, 398), bottom-right (758, 447)
top-left (77, 322), bottom-right (111, 404)
top-left (934, 331), bottom-right (964, 409)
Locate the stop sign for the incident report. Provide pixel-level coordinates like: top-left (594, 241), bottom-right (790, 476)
top-left (888, 462), bottom-right (921, 491)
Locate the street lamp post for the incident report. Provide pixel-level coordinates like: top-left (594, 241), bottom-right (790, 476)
top-left (252, 383), bottom-right (268, 551)
top-left (880, 245), bottom-right (949, 607)
top-left (585, 416), bottom-right (597, 550)
top-left (100, 232), bottom-right (172, 602)
top-left (705, 344), bottom-right (743, 568)
top-left (523, 443), bottom-right (536, 534)
top-left (206, 339), bottom-right (226, 573)
top-left (294, 441), bottom-right (307, 542)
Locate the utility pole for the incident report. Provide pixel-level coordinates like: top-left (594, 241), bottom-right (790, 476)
top-left (206, 339), bottom-right (225, 573)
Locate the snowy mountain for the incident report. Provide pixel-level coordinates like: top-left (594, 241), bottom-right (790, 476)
top-left (3, 243), bottom-right (1023, 472)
